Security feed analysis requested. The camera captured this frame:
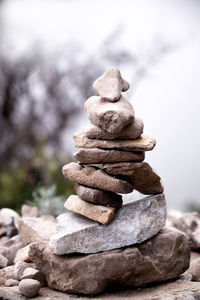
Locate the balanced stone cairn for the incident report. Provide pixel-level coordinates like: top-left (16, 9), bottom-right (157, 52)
top-left (50, 67), bottom-right (166, 255)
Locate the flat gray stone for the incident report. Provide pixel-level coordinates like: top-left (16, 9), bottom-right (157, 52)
top-left (74, 131), bottom-right (156, 151)
top-left (74, 148), bottom-right (145, 164)
top-left (50, 194), bottom-right (166, 254)
top-left (18, 217), bottom-right (58, 245)
top-left (75, 183), bottom-right (122, 208)
top-left (62, 162), bottom-right (133, 194)
top-left (86, 117), bottom-right (143, 140)
top-left (84, 95), bottom-right (135, 134)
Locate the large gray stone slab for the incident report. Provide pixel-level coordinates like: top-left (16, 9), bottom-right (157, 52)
top-left (50, 194), bottom-right (166, 255)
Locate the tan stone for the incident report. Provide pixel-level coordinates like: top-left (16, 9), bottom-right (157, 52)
top-left (65, 195), bottom-right (116, 225)
top-left (18, 217), bottom-right (58, 245)
top-left (74, 183), bottom-right (122, 208)
top-left (14, 244), bottom-right (32, 264)
top-left (0, 265), bottom-right (15, 285)
top-left (93, 67), bottom-right (130, 102)
top-left (84, 96), bottom-right (134, 134)
top-left (62, 162), bottom-right (133, 194)
top-left (6, 242), bottom-right (24, 265)
top-left (21, 267), bottom-right (45, 286)
top-left (3, 235), bottom-right (21, 247)
top-left (86, 117), bottom-right (143, 140)
top-left (0, 254), bottom-right (8, 268)
top-left (4, 279), bottom-right (19, 287)
top-left (74, 148), bottom-right (145, 164)
top-left (40, 215), bottom-right (57, 223)
top-left (21, 204), bottom-right (39, 218)
top-left (103, 162), bottom-right (163, 195)
top-left (74, 131), bottom-right (156, 151)
top-left (14, 261), bottom-right (35, 281)
top-left (185, 251), bottom-right (200, 281)
top-left (18, 279), bottom-right (40, 298)
top-left (168, 212), bottom-right (200, 251)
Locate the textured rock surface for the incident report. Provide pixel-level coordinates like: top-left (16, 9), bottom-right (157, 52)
top-left (14, 261), bottom-right (35, 281)
top-left (74, 183), bottom-right (122, 208)
top-left (185, 252), bottom-right (200, 281)
top-left (21, 267), bottom-right (45, 286)
top-left (168, 212), bottom-right (200, 250)
top-left (62, 162), bottom-right (133, 194)
top-left (74, 131), bottom-right (156, 151)
top-left (74, 148), bottom-right (145, 164)
top-left (18, 279), bottom-right (40, 298)
top-left (18, 217), bottom-right (58, 245)
top-left (93, 67), bottom-right (129, 101)
top-left (33, 228), bottom-right (189, 295)
top-left (0, 208), bottom-right (20, 228)
top-left (104, 162), bottom-right (163, 195)
top-left (0, 265), bottom-right (15, 285)
top-left (1, 281), bottom-right (200, 300)
top-left (0, 253), bottom-right (8, 268)
top-left (50, 194), bottom-right (166, 255)
top-left (64, 195), bottom-right (116, 225)
top-left (0, 286), bottom-right (78, 300)
top-left (6, 242), bottom-right (24, 265)
top-left (84, 96), bottom-right (134, 134)
top-left (4, 279), bottom-right (19, 287)
top-left (86, 117), bottom-right (143, 140)
top-left (14, 244), bottom-right (32, 263)
top-left (21, 204), bottom-right (39, 218)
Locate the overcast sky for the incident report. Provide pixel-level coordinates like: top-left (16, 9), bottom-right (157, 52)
top-left (1, 0), bottom-right (200, 210)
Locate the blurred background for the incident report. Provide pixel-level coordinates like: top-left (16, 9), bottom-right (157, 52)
top-left (0, 0), bottom-right (200, 215)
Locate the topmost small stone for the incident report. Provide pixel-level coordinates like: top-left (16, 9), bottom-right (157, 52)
top-left (93, 67), bottom-right (130, 102)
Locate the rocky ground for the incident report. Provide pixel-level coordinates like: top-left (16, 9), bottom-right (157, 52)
top-left (0, 205), bottom-right (200, 299)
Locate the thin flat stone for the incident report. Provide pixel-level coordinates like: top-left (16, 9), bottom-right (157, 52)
top-left (74, 183), bottom-right (122, 208)
top-left (50, 194), bottom-right (166, 254)
top-left (62, 162), bottom-right (133, 194)
top-left (103, 162), bottom-right (164, 195)
top-left (85, 117), bottom-right (143, 140)
top-left (84, 96), bottom-right (134, 134)
top-left (64, 195), bottom-right (116, 225)
top-left (93, 67), bottom-right (130, 102)
top-left (73, 148), bottom-right (145, 164)
top-left (73, 131), bottom-right (156, 151)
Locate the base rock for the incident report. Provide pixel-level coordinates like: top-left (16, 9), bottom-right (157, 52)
top-left (168, 211), bottom-right (200, 251)
top-left (50, 194), bottom-right (166, 254)
top-left (30, 227), bottom-right (190, 295)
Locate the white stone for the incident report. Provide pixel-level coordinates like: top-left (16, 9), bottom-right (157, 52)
top-left (50, 194), bottom-right (166, 255)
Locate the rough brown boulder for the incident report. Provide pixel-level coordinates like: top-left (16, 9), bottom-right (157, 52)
top-left (29, 228), bottom-right (190, 295)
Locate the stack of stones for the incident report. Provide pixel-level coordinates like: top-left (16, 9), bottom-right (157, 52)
top-left (50, 68), bottom-right (166, 255)
top-left (62, 67), bottom-right (163, 225)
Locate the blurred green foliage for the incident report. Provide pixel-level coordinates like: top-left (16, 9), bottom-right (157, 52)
top-left (0, 142), bottom-right (74, 214)
top-left (27, 185), bottom-right (68, 217)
